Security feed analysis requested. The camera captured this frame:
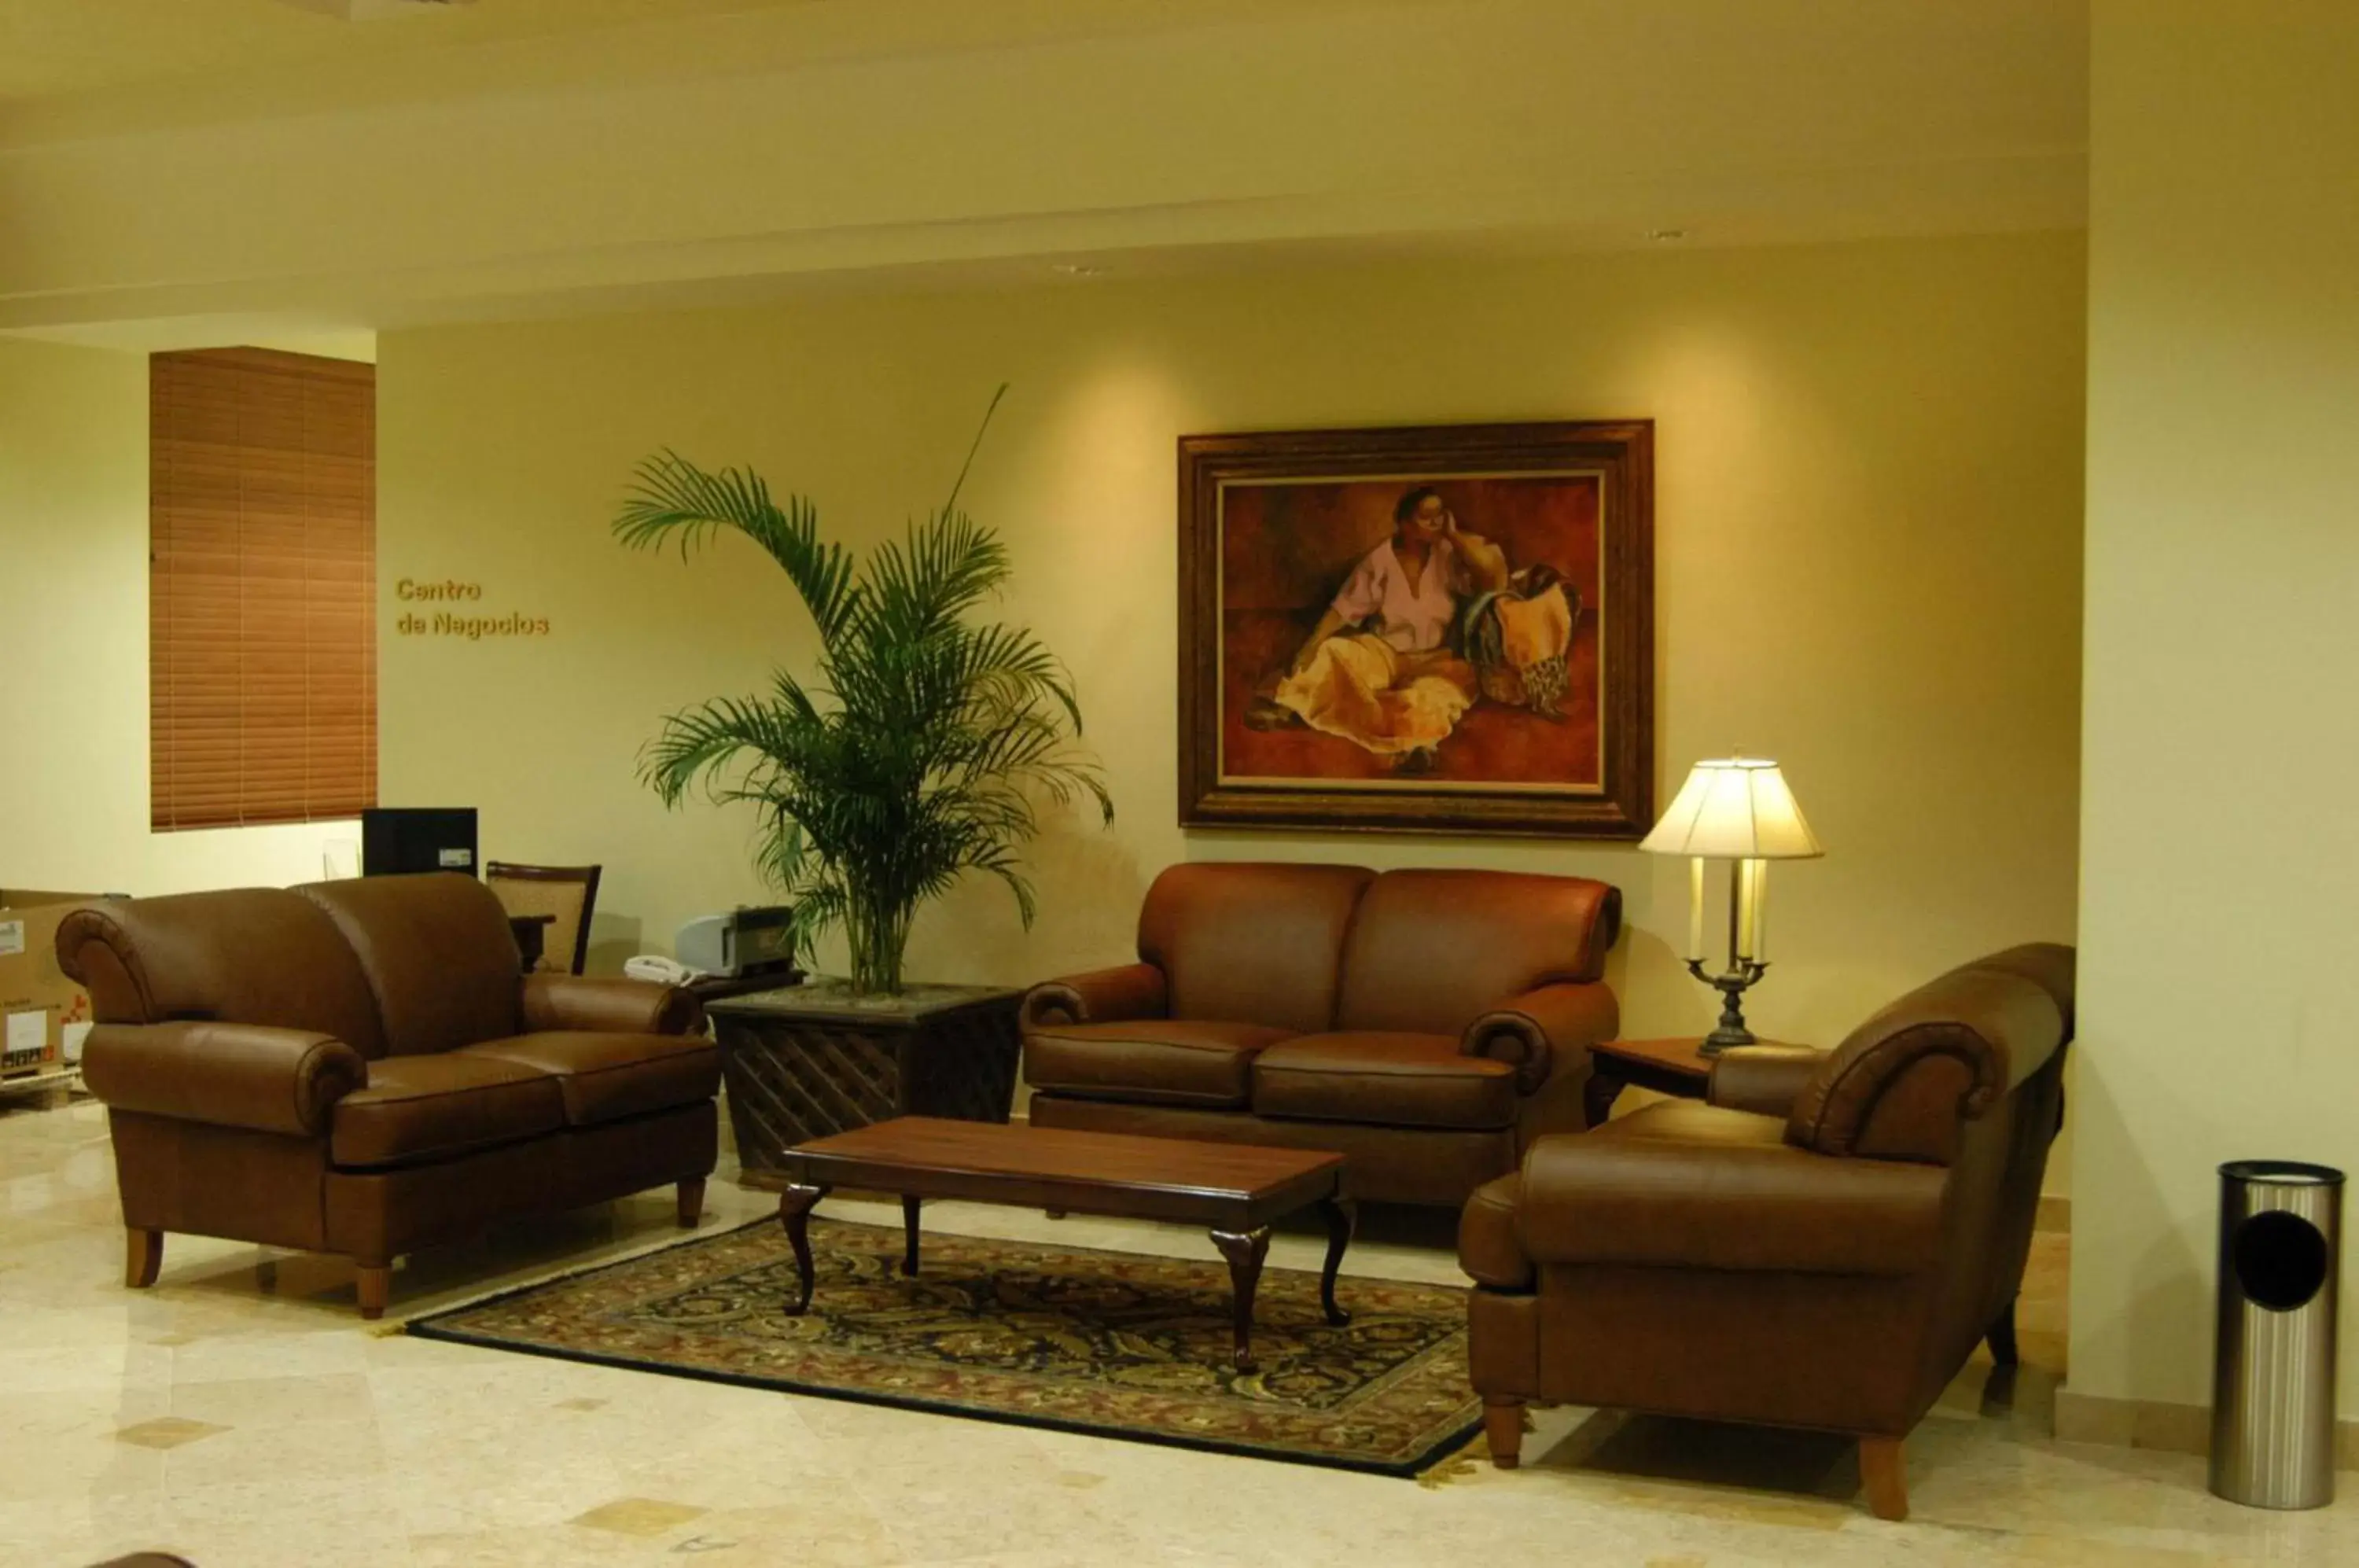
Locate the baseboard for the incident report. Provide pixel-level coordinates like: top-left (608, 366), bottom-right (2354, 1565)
top-left (2055, 1387), bottom-right (2359, 1470)
top-left (2035, 1194), bottom-right (2070, 1235)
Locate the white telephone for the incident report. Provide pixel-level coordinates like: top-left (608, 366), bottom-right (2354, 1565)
top-left (624, 954), bottom-right (701, 985)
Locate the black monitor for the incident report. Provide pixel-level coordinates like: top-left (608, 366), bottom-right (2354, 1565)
top-left (361, 808), bottom-right (479, 878)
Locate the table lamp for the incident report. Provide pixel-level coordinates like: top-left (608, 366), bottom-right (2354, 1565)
top-left (1640, 756), bottom-right (1824, 1054)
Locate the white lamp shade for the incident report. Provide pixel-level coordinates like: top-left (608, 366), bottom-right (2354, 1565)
top-left (1640, 757), bottom-right (1824, 859)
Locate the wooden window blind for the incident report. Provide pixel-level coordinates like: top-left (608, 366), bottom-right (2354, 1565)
top-left (150, 347), bottom-right (377, 831)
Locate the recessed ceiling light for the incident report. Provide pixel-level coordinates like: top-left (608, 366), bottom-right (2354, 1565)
top-left (1648, 228), bottom-right (1689, 243)
top-left (277, 0), bottom-right (474, 18)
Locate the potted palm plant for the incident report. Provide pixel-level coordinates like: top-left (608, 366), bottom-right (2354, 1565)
top-left (612, 388), bottom-right (1110, 995)
top-left (612, 392), bottom-right (1110, 1168)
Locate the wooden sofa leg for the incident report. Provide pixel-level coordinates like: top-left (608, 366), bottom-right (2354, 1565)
top-left (1483, 1397), bottom-right (1525, 1469)
top-left (677, 1177), bottom-right (706, 1228)
top-left (1985, 1294), bottom-right (2020, 1367)
top-left (1859, 1436), bottom-right (1908, 1521)
top-left (356, 1264), bottom-right (392, 1321)
top-left (125, 1228), bottom-right (164, 1289)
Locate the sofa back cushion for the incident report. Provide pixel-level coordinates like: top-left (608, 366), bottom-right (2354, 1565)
top-left (296, 874), bottom-right (523, 1056)
top-left (1334, 869), bottom-right (1621, 1036)
top-left (1787, 944), bottom-right (2075, 1165)
top-left (56, 889), bottom-right (389, 1058)
top-left (1137, 862), bottom-right (1375, 1035)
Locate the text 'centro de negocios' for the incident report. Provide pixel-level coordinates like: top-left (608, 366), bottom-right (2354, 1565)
top-left (392, 578), bottom-right (551, 640)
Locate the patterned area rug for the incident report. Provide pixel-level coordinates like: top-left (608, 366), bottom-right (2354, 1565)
top-left (408, 1216), bottom-right (1481, 1477)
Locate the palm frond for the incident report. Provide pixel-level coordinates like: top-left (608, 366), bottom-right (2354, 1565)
top-left (940, 383), bottom-right (1010, 517)
top-left (613, 387), bottom-right (1111, 992)
top-left (614, 450), bottom-right (861, 639)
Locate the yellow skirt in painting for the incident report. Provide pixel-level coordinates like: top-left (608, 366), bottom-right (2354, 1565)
top-left (1273, 634), bottom-right (1479, 756)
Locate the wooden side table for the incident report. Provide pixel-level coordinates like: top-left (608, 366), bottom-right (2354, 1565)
top-left (1583, 1037), bottom-right (1796, 1128)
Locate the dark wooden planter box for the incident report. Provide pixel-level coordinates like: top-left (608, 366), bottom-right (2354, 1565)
top-left (704, 979), bottom-right (1025, 1187)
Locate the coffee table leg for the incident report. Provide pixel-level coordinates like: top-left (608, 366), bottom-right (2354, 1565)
top-left (901, 1194), bottom-right (922, 1277)
top-left (1209, 1227), bottom-right (1272, 1374)
top-left (1318, 1194), bottom-right (1356, 1326)
top-left (778, 1183), bottom-right (827, 1314)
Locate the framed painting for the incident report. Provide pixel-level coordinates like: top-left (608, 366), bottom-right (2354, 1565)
top-left (1179, 419), bottom-right (1653, 837)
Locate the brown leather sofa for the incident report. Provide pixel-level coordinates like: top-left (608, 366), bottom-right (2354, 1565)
top-left (60, 873), bottom-right (719, 1320)
top-left (1459, 944), bottom-right (2073, 1520)
top-left (1021, 863), bottom-right (1621, 1205)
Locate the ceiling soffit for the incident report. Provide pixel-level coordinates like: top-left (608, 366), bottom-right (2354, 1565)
top-left (0, 0), bottom-right (2089, 334)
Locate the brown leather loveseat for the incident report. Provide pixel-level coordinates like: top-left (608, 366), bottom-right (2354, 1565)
top-left (1460, 944), bottom-right (2073, 1520)
top-left (1021, 863), bottom-right (1621, 1205)
top-left (61, 873), bottom-right (719, 1319)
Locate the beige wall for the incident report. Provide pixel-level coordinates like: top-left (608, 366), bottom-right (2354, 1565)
top-left (0, 335), bottom-right (357, 896)
top-left (379, 231), bottom-right (2085, 1055)
top-left (2071, 2), bottom-right (2359, 1410)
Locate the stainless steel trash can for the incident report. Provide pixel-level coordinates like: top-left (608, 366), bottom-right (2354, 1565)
top-left (2210, 1160), bottom-right (2342, 1509)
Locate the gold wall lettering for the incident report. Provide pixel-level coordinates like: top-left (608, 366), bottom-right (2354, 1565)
top-left (396, 578), bottom-right (484, 602)
top-left (392, 579), bottom-right (551, 639)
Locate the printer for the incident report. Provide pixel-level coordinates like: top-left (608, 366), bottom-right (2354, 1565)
top-left (673, 905), bottom-right (796, 979)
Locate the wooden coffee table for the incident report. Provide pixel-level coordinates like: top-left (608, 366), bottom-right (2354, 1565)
top-left (775, 1117), bottom-right (1353, 1372)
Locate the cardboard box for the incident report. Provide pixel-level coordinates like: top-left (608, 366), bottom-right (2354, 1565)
top-left (0, 893), bottom-right (104, 1077)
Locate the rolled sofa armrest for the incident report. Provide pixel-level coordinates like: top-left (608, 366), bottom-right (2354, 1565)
top-left (79, 1021), bottom-right (367, 1138)
top-left (1787, 1018), bottom-right (2008, 1165)
top-left (1020, 963), bottom-right (1168, 1033)
top-left (1458, 1172), bottom-right (1536, 1290)
top-left (522, 974), bottom-right (702, 1036)
top-left (1706, 1045), bottom-right (1827, 1118)
top-left (1513, 1128), bottom-right (1948, 1276)
top-left (1462, 981), bottom-right (1618, 1094)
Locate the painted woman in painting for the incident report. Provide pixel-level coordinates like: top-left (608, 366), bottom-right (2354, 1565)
top-left (1246, 485), bottom-right (1514, 773)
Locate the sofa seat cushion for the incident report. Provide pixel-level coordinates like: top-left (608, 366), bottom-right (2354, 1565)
top-left (459, 1031), bottom-right (719, 1127)
top-left (1253, 1032), bottom-right (1517, 1129)
top-left (1023, 1019), bottom-right (1295, 1108)
top-left (331, 1054), bottom-right (566, 1169)
top-left (1596, 1099), bottom-right (1791, 1148)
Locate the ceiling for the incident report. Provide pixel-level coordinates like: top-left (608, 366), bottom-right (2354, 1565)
top-left (0, 0), bottom-right (1324, 131)
top-left (0, 0), bottom-right (828, 103)
top-left (0, 0), bottom-right (2091, 347)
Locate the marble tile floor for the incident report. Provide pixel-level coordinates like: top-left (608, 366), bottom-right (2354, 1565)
top-left (3, 1091), bottom-right (2353, 1566)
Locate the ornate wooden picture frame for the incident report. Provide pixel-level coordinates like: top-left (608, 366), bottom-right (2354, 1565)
top-left (1179, 419), bottom-right (1654, 838)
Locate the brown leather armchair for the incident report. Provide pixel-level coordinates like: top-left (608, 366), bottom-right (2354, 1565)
top-left (1460, 944), bottom-right (2072, 1520)
top-left (1023, 863), bottom-right (1621, 1205)
top-left (61, 873), bottom-right (718, 1319)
